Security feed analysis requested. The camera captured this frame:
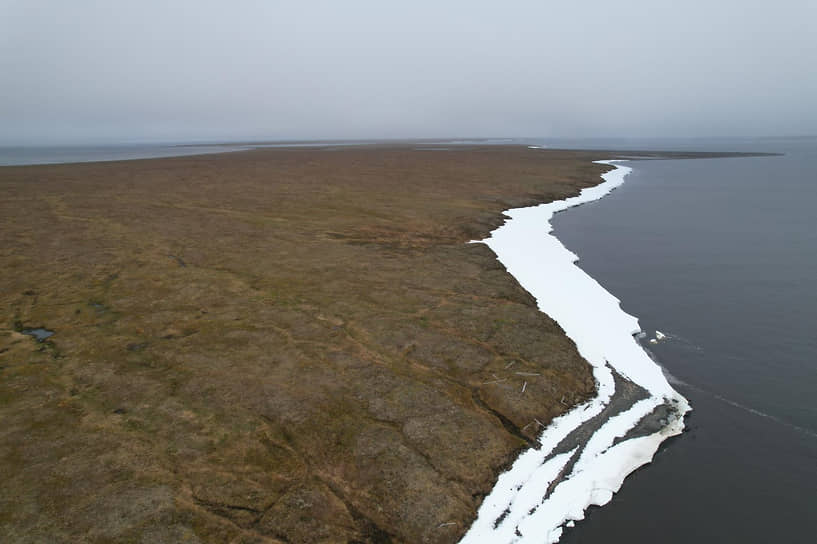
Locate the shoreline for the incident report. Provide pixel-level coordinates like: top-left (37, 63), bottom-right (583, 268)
top-left (0, 140), bottom-right (778, 168)
top-left (462, 160), bottom-right (690, 543)
top-left (2, 147), bottom-right (761, 542)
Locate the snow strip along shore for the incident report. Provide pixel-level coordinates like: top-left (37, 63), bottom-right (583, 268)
top-left (461, 160), bottom-right (690, 544)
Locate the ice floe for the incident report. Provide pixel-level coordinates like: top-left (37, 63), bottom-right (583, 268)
top-left (461, 160), bottom-right (690, 543)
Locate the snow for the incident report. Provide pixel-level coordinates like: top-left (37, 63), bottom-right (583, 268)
top-left (460, 160), bottom-right (690, 543)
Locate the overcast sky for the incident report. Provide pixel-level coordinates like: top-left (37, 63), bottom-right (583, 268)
top-left (2, 0), bottom-right (816, 145)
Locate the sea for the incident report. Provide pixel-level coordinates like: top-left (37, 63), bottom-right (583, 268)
top-left (2, 137), bottom-right (815, 542)
top-left (544, 137), bottom-right (817, 543)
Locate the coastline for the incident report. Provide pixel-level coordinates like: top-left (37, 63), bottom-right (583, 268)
top-left (462, 160), bottom-right (690, 543)
top-left (3, 147), bottom-right (762, 542)
top-left (0, 140), bottom-right (775, 168)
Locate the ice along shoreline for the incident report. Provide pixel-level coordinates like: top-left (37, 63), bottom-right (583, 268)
top-left (460, 160), bottom-right (690, 543)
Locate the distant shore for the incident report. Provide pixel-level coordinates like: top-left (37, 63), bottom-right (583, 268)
top-left (0, 138), bottom-right (775, 167)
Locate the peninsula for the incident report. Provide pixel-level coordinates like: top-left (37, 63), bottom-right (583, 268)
top-left (0, 145), bottom-right (736, 543)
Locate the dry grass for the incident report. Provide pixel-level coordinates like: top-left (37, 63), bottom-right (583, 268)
top-left (0, 146), bottom-right (609, 543)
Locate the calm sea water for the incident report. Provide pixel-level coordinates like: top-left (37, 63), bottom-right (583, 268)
top-left (550, 139), bottom-right (817, 543)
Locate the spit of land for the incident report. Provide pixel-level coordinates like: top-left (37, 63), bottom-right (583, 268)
top-left (0, 145), bottom-right (737, 543)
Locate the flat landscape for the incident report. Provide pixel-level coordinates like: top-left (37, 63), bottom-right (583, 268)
top-left (0, 146), bottom-right (706, 543)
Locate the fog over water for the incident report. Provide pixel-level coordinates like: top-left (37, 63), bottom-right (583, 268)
top-left (2, 0), bottom-right (816, 145)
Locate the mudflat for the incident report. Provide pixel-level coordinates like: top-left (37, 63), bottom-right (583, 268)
top-left (1, 146), bottom-right (615, 543)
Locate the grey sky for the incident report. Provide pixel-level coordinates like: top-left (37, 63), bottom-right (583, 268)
top-left (2, 0), bottom-right (816, 145)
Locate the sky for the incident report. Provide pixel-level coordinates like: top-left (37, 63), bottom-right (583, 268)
top-left (1, 0), bottom-right (816, 145)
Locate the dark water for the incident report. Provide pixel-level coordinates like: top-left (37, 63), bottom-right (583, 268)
top-left (20, 328), bottom-right (54, 342)
top-left (552, 140), bottom-right (817, 543)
